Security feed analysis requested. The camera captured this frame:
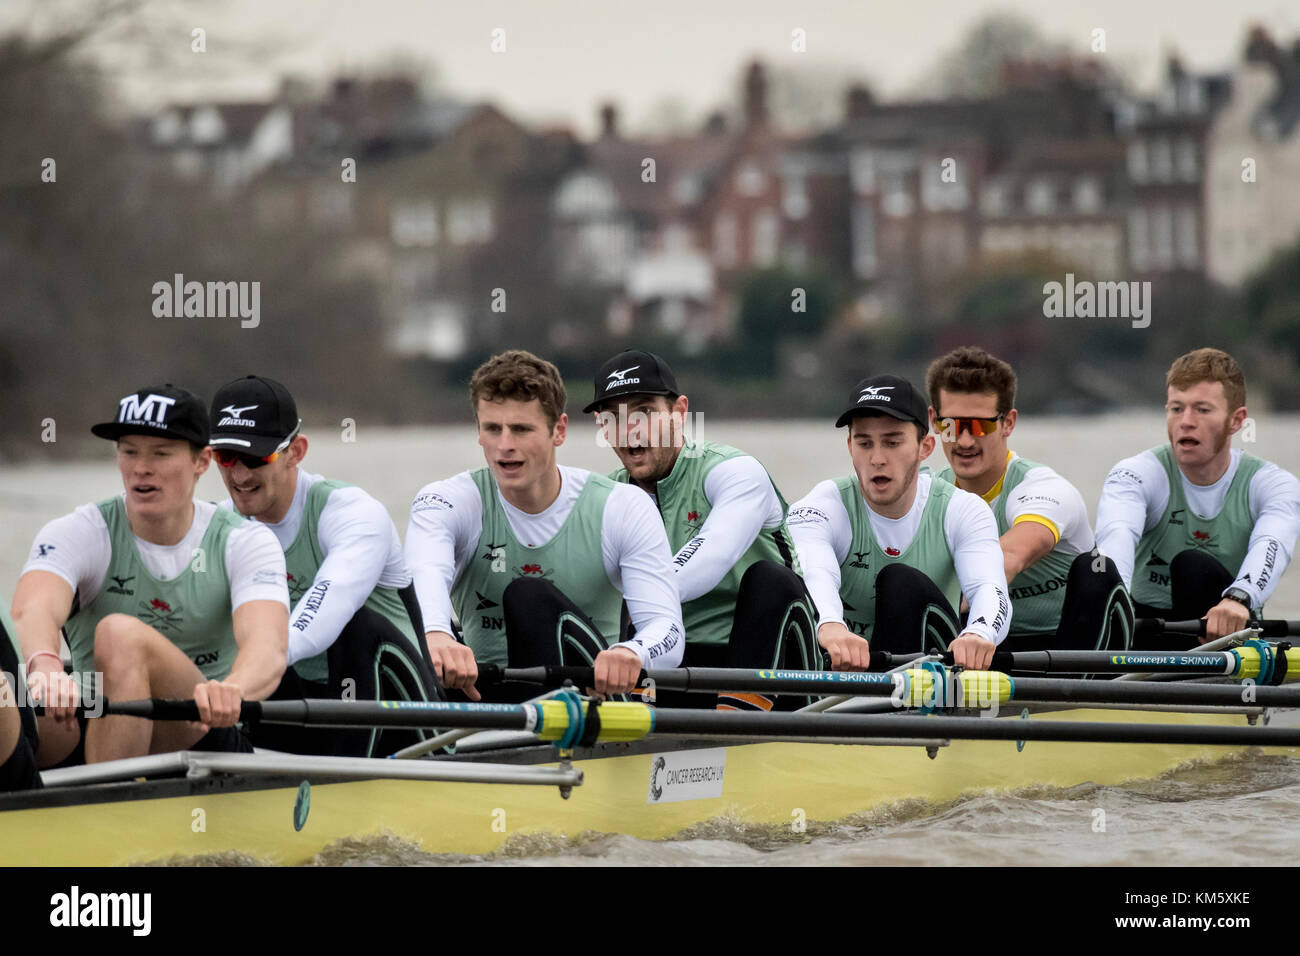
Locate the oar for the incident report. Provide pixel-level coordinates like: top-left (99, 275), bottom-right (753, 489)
top-left (1136, 617), bottom-right (1300, 639)
top-left (106, 696), bottom-right (1300, 749)
top-left (500, 665), bottom-right (1300, 709)
top-left (917, 645), bottom-right (1298, 681)
top-left (391, 687), bottom-right (565, 760)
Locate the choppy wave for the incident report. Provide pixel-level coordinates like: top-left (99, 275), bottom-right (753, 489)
top-left (146, 752), bottom-right (1300, 866)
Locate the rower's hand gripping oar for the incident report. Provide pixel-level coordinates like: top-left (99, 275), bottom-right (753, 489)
top-left (1137, 617), bottom-right (1300, 639)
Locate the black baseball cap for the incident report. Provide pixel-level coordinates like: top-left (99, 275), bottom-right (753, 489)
top-left (835, 374), bottom-right (931, 431)
top-left (208, 375), bottom-right (300, 457)
top-left (583, 349), bottom-right (681, 414)
top-left (91, 384), bottom-right (210, 446)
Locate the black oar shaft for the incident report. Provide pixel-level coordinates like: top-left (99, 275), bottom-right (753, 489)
top-left (505, 665), bottom-right (1300, 707)
top-left (107, 698), bottom-right (539, 731)
top-left (107, 697), bottom-right (1300, 748)
top-left (649, 710), bottom-right (1300, 747)
top-left (980, 650), bottom-right (1236, 674)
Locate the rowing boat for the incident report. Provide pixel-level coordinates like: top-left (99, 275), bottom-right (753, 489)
top-left (2, 692), bottom-right (1297, 866)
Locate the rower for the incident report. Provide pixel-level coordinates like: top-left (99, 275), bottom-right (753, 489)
top-left (1096, 348), bottom-right (1300, 644)
top-left (208, 375), bottom-right (443, 757)
top-left (406, 350), bottom-right (684, 701)
top-left (586, 349), bottom-right (817, 710)
top-left (0, 607), bottom-right (40, 791)
top-left (926, 346), bottom-right (1133, 651)
top-left (788, 375), bottom-right (1011, 669)
top-left (11, 384), bottom-right (288, 765)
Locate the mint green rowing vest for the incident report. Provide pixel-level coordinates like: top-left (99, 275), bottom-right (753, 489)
top-left (1132, 445), bottom-right (1265, 609)
top-left (938, 455), bottom-right (1075, 637)
top-left (451, 468), bottom-right (623, 667)
top-left (612, 438), bottom-right (799, 646)
top-left (64, 498), bottom-right (241, 690)
top-left (281, 478), bottom-right (422, 683)
top-left (835, 476), bottom-right (960, 640)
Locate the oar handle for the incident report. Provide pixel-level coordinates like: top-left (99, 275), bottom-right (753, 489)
top-left (1136, 618), bottom-right (1300, 638)
top-left (106, 699), bottom-right (264, 721)
top-left (502, 665), bottom-right (646, 688)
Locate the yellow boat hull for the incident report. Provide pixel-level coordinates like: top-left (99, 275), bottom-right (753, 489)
top-left (1, 708), bottom-right (1294, 865)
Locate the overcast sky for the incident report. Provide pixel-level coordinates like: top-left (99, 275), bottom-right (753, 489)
top-left (11, 0), bottom-right (1300, 135)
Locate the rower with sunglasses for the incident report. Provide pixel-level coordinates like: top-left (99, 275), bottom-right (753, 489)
top-left (209, 375), bottom-right (443, 758)
top-left (12, 385), bottom-right (289, 767)
top-left (926, 347), bottom-right (1133, 652)
top-left (788, 375), bottom-right (1011, 670)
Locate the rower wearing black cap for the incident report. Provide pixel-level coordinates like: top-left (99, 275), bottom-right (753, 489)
top-left (788, 375), bottom-right (1011, 669)
top-left (587, 349), bottom-right (817, 711)
top-left (11, 385), bottom-right (289, 766)
top-left (208, 375), bottom-right (443, 758)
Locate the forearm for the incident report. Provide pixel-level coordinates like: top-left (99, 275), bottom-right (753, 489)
top-left (223, 642), bottom-right (286, 701)
top-left (228, 601), bottom-right (288, 700)
top-left (11, 572), bottom-right (74, 661)
top-left (1233, 536), bottom-right (1289, 609)
top-left (12, 604), bottom-right (64, 660)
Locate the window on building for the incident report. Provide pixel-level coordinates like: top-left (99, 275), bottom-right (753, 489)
top-left (922, 164), bottom-right (969, 212)
top-left (448, 199), bottom-right (494, 244)
top-left (852, 202), bottom-right (878, 278)
top-left (1073, 175), bottom-right (1103, 214)
top-left (980, 180), bottom-right (1009, 217)
top-left (1151, 137), bottom-right (1174, 183)
top-left (1128, 140), bottom-right (1149, 183)
top-left (736, 162), bottom-right (767, 197)
top-left (392, 202), bottom-right (438, 247)
top-left (782, 173), bottom-right (810, 220)
top-left (714, 212), bottom-right (738, 268)
top-left (752, 207), bottom-right (779, 266)
top-left (851, 149), bottom-right (876, 194)
top-left (1026, 177), bottom-right (1055, 215)
top-left (881, 171), bottom-right (913, 217)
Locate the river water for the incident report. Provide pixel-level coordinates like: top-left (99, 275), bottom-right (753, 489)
top-left (2, 414), bottom-right (1297, 865)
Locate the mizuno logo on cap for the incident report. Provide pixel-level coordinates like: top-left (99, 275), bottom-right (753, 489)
top-left (217, 403), bottom-right (258, 428)
top-left (605, 365), bottom-right (642, 391)
top-left (857, 386), bottom-right (894, 402)
top-left (117, 393), bottom-right (176, 425)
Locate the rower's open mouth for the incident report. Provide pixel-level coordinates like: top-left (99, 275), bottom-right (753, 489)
top-left (498, 460), bottom-right (525, 474)
top-left (132, 484), bottom-right (161, 495)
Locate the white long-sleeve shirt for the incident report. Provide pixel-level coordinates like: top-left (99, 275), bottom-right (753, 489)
top-left (788, 472), bottom-right (1012, 644)
top-left (406, 466), bottom-right (685, 668)
top-left (1095, 448), bottom-right (1300, 609)
top-left (221, 469), bottom-right (411, 666)
top-left (652, 455), bottom-right (785, 603)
